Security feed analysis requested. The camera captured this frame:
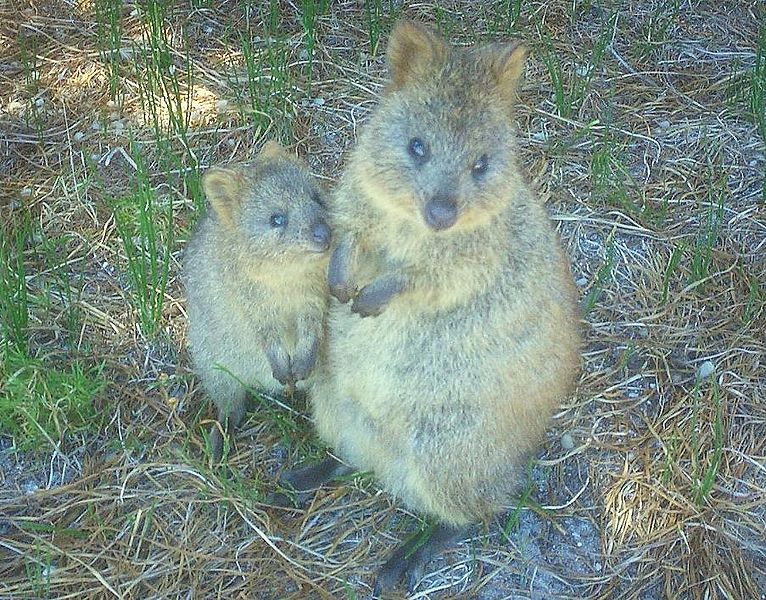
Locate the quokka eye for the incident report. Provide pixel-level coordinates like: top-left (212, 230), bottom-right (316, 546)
top-left (408, 137), bottom-right (430, 162)
top-left (472, 154), bottom-right (489, 177)
top-left (270, 213), bottom-right (288, 228)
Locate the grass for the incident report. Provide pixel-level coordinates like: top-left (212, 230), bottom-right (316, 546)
top-left (0, 349), bottom-right (105, 451)
top-left (0, 216), bottom-right (30, 357)
top-left (583, 235), bottom-right (614, 314)
top-left (537, 12), bottom-right (615, 119)
top-left (660, 242), bottom-right (686, 305)
top-left (213, 364), bottom-right (324, 461)
top-left (691, 380), bottom-right (723, 506)
top-left (689, 166), bottom-right (726, 292)
top-left (590, 122), bottom-right (668, 227)
top-left (94, 0), bottom-right (123, 103)
top-left (108, 143), bottom-right (173, 337)
top-left (300, 0), bottom-right (329, 85)
top-left (634, 0), bottom-right (681, 60)
top-left (501, 471), bottom-right (536, 541)
top-left (365, 0), bottom-right (401, 55)
top-left (0, 2), bottom-right (764, 599)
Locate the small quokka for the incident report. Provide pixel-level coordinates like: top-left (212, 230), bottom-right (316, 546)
top-left (183, 141), bottom-right (331, 462)
top-left (280, 21), bottom-right (582, 593)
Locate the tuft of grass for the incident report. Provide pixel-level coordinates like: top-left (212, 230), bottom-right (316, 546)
top-left (233, 2), bottom-right (293, 143)
top-left (591, 125), bottom-right (667, 227)
top-left (741, 266), bottom-right (764, 324)
top-left (583, 235), bottom-right (615, 314)
top-left (133, 0), bottom-right (194, 144)
top-left (24, 542), bottom-right (53, 599)
top-left (365, 0), bottom-right (400, 55)
top-left (748, 22), bottom-right (766, 143)
top-left (94, 0), bottom-right (124, 103)
top-left (35, 232), bottom-right (86, 348)
top-left (236, 31), bottom-right (291, 136)
top-left (752, 23), bottom-right (766, 203)
top-left (537, 13), bottom-right (615, 119)
top-left (727, 22), bottom-right (765, 202)
top-left (689, 168), bottom-right (725, 291)
top-left (501, 474), bottom-right (535, 541)
top-left (0, 349), bottom-right (106, 451)
top-left (18, 33), bottom-right (45, 141)
top-left (660, 242), bottom-right (686, 305)
top-left (484, 0), bottom-right (523, 38)
top-left (634, 0), bottom-right (681, 60)
top-left (110, 143), bottom-right (173, 337)
top-left (300, 0), bottom-right (328, 85)
top-left (0, 215), bottom-right (31, 357)
top-left (691, 380), bottom-right (724, 507)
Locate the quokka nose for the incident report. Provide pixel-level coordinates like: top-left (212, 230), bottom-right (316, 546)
top-left (312, 221), bottom-right (331, 250)
top-left (424, 198), bottom-right (458, 231)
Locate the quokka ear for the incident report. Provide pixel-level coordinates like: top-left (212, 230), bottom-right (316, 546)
top-left (202, 167), bottom-right (242, 228)
top-left (258, 140), bottom-right (287, 160)
top-left (489, 42), bottom-right (528, 100)
top-left (386, 20), bottom-right (449, 90)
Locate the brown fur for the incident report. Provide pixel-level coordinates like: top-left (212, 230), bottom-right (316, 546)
top-left (183, 142), bottom-right (331, 458)
top-left (311, 21), bottom-right (582, 530)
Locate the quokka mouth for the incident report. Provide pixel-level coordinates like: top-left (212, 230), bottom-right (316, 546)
top-left (306, 241), bottom-right (331, 254)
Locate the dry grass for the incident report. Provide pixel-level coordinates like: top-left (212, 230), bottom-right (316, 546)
top-left (1, 1), bottom-right (765, 599)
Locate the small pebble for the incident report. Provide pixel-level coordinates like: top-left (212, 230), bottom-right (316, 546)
top-left (658, 120), bottom-right (671, 129)
top-left (35, 97), bottom-right (44, 107)
top-left (20, 187), bottom-right (32, 198)
top-left (561, 433), bottom-right (575, 450)
top-left (576, 277), bottom-right (588, 287)
top-left (312, 97), bottom-right (325, 107)
top-left (73, 131), bottom-right (85, 141)
top-left (696, 360), bottom-right (715, 380)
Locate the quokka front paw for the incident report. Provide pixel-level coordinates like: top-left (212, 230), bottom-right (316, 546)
top-left (291, 336), bottom-right (319, 381)
top-left (328, 243), bottom-right (356, 303)
top-left (351, 277), bottom-right (405, 317)
top-left (265, 345), bottom-right (294, 387)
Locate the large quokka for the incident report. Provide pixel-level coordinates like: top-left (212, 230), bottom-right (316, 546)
top-left (183, 141), bottom-right (331, 462)
top-left (282, 21), bottom-right (582, 592)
